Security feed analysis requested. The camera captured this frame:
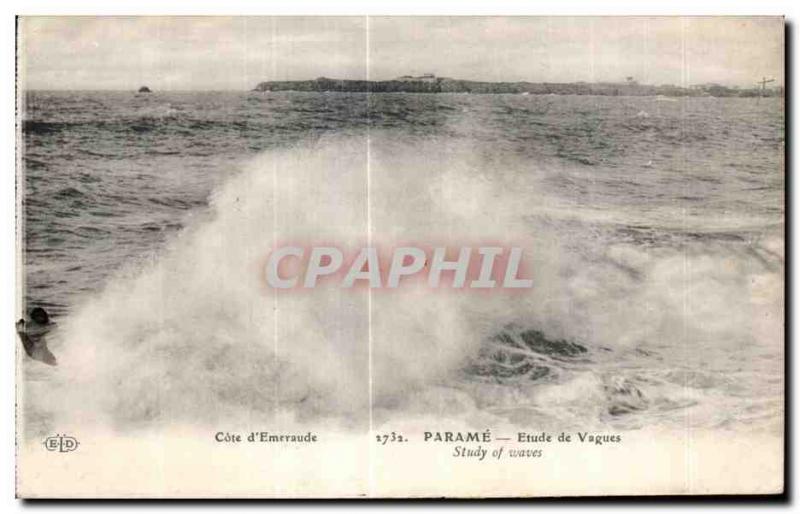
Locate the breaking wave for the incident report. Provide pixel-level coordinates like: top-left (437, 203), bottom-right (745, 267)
top-left (24, 133), bottom-right (784, 435)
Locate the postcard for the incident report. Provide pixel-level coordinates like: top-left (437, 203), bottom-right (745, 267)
top-left (16, 16), bottom-right (785, 498)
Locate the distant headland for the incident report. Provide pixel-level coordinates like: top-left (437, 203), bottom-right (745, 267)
top-left (254, 74), bottom-right (782, 98)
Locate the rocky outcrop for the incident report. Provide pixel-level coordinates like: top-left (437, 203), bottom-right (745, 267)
top-left (252, 77), bottom-right (782, 97)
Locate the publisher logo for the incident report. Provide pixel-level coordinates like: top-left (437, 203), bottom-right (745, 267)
top-left (42, 434), bottom-right (79, 453)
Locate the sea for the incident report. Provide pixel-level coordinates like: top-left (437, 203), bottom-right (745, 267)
top-left (20, 91), bottom-right (784, 437)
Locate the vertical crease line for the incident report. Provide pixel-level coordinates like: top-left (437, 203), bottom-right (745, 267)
top-left (365, 14), bottom-right (374, 498)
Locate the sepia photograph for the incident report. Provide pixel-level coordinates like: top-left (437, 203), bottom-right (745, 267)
top-left (14, 14), bottom-right (785, 498)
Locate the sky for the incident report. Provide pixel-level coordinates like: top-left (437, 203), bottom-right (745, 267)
top-left (19, 16), bottom-right (784, 90)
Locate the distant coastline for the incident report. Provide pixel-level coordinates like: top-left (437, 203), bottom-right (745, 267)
top-left (254, 76), bottom-right (783, 98)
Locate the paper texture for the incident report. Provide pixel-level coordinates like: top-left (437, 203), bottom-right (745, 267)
top-left (16, 16), bottom-right (784, 498)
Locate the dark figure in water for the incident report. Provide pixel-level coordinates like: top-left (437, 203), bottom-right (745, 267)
top-left (16, 307), bottom-right (57, 366)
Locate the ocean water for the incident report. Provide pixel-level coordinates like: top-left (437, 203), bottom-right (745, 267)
top-left (20, 91), bottom-right (784, 436)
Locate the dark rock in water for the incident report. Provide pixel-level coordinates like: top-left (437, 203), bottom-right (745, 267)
top-left (518, 330), bottom-right (588, 359)
top-left (16, 308), bottom-right (57, 366)
top-left (30, 307), bottom-right (50, 325)
top-left (464, 328), bottom-right (588, 382)
top-left (138, 86), bottom-right (152, 93)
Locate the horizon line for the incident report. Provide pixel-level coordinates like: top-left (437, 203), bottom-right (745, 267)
top-left (22, 79), bottom-right (785, 93)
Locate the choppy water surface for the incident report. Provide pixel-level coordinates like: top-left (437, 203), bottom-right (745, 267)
top-left (21, 91), bottom-right (784, 435)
